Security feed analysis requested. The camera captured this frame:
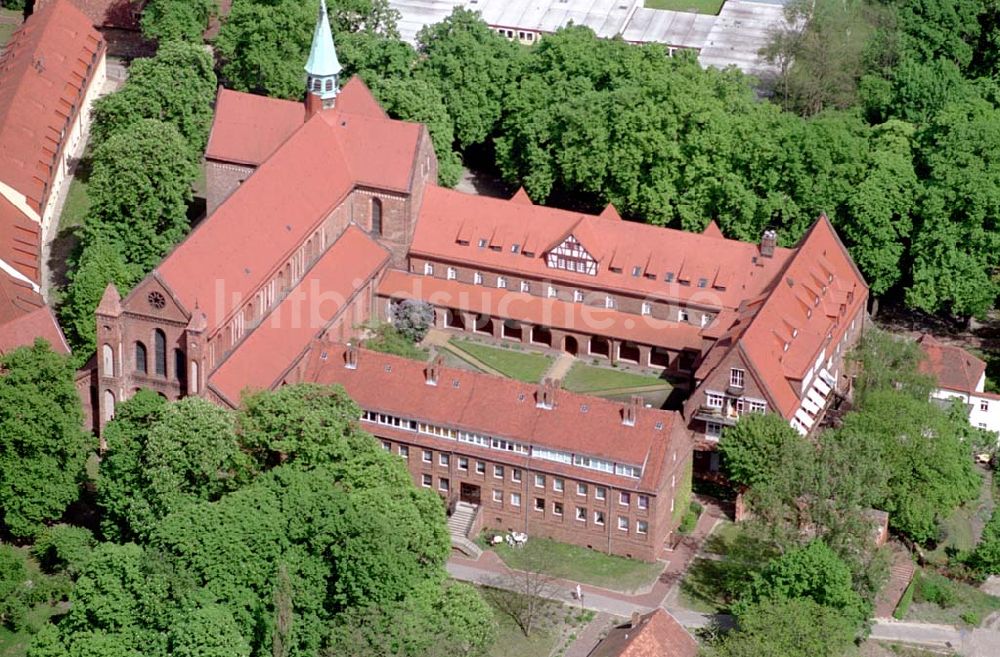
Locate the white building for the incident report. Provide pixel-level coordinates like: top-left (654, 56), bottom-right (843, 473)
top-left (918, 334), bottom-right (1000, 435)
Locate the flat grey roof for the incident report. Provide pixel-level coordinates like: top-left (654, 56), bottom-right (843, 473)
top-left (620, 7), bottom-right (715, 49)
top-left (471, 0), bottom-right (640, 39)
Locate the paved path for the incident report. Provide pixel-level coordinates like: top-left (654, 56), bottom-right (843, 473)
top-left (421, 329), bottom-right (506, 377)
top-left (543, 352), bottom-right (575, 383)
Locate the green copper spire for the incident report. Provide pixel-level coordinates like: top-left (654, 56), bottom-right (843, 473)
top-left (305, 0), bottom-right (341, 103)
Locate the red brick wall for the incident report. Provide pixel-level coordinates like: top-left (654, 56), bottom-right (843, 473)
top-left (205, 159), bottom-right (255, 216)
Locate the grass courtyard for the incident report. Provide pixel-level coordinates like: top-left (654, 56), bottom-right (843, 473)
top-left (480, 586), bottom-right (597, 657)
top-left (482, 534), bottom-right (664, 593)
top-left (644, 0), bottom-right (725, 15)
top-left (562, 362), bottom-right (668, 394)
top-left (0, 9), bottom-right (18, 49)
top-left (450, 339), bottom-right (554, 382)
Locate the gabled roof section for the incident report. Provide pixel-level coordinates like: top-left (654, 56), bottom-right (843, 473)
top-left (510, 187), bottom-right (533, 205)
top-left (0, 194), bottom-right (41, 283)
top-left (204, 88), bottom-right (304, 166)
top-left (917, 334), bottom-right (986, 395)
top-left (0, 0), bottom-right (104, 210)
top-left (0, 270), bottom-right (68, 354)
top-left (736, 215), bottom-right (868, 418)
top-left (316, 106), bottom-right (421, 192)
top-left (334, 77), bottom-right (386, 118)
top-left (410, 185), bottom-right (793, 311)
top-left (599, 203), bottom-right (622, 221)
top-left (304, 343), bottom-right (681, 484)
top-left (588, 609), bottom-right (698, 657)
top-left (702, 220), bottom-right (724, 239)
top-left (208, 226), bottom-right (388, 405)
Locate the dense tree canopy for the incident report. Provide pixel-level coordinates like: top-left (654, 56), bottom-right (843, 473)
top-left (715, 597), bottom-right (858, 657)
top-left (0, 341), bottom-right (92, 539)
top-left (140, 0), bottom-right (216, 43)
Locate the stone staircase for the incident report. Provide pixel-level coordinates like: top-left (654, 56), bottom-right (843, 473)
top-left (875, 546), bottom-right (917, 618)
top-left (447, 502), bottom-right (482, 559)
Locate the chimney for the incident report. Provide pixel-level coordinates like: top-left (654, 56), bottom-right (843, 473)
top-left (536, 378), bottom-right (557, 409)
top-left (622, 395), bottom-right (642, 426)
top-left (760, 229), bottom-right (777, 258)
top-left (631, 611), bottom-right (641, 628)
top-left (305, 92), bottom-right (324, 120)
top-left (345, 342), bottom-right (358, 369)
top-left (425, 355), bottom-right (442, 385)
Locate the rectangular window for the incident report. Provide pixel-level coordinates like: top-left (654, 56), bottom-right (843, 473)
top-left (605, 296), bottom-right (614, 309)
top-left (476, 461), bottom-right (486, 474)
top-left (511, 468), bottom-right (522, 483)
top-left (553, 478), bottom-right (564, 493)
top-left (730, 368), bottom-right (745, 388)
top-left (707, 393), bottom-right (723, 408)
top-left (638, 495), bottom-right (648, 510)
top-left (494, 465), bottom-right (504, 479)
top-left (458, 456), bottom-right (468, 471)
top-left (447, 267), bottom-right (457, 280)
top-left (595, 486), bottom-right (606, 501)
top-left (706, 422), bottom-right (722, 439)
top-left (594, 510), bottom-right (605, 525)
top-left (439, 453), bottom-right (450, 467)
top-left (671, 475), bottom-right (676, 488)
top-left (641, 302), bottom-right (652, 316)
top-left (511, 492), bottom-right (521, 507)
top-left (618, 516), bottom-right (629, 531)
top-left (520, 280), bottom-right (530, 293)
top-left (981, 399), bottom-right (990, 412)
top-left (439, 478), bottom-right (450, 492)
top-left (422, 450), bottom-right (432, 463)
top-left (553, 501), bottom-right (564, 516)
top-left (399, 445), bottom-right (409, 459)
top-left (478, 238), bottom-right (488, 248)
top-left (535, 474), bottom-right (545, 488)
top-left (575, 507), bottom-right (586, 521)
top-left (493, 489), bottom-right (502, 502)
top-left (749, 400), bottom-right (767, 414)
top-left (534, 497), bottom-right (545, 512)
top-left (474, 272), bottom-right (483, 285)
top-left (679, 309), bottom-right (689, 322)
top-left (497, 276), bottom-right (507, 289)
top-left (620, 492), bottom-right (631, 507)
top-left (424, 262), bottom-right (434, 275)
top-left (547, 285), bottom-right (557, 298)
top-left (637, 520), bottom-right (648, 534)
top-left (381, 441), bottom-right (391, 451)
top-left (577, 482), bottom-right (588, 496)
top-left (421, 474), bottom-right (432, 488)
top-left (574, 290), bottom-right (584, 303)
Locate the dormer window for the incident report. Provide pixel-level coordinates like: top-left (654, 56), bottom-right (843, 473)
top-left (665, 272), bottom-right (675, 282)
top-left (546, 234), bottom-right (597, 275)
top-left (610, 266), bottom-right (622, 274)
top-left (489, 246), bottom-right (501, 252)
top-left (457, 239), bottom-right (469, 246)
top-left (698, 278), bottom-right (708, 288)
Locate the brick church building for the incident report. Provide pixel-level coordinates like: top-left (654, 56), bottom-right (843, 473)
top-left (84, 1), bottom-right (868, 558)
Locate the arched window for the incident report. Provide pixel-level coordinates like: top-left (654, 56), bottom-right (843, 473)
top-left (325, 78), bottom-right (334, 92)
top-left (311, 78), bottom-right (320, 91)
top-left (174, 349), bottom-right (186, 384)
top-left (135, 342), bottom-right (147, 374)
top-left (103, 390), bottom-right (115, 423)
top-left (371, 197), bottom-right (383, 236)
top-left (154, 330), bottom-right (167, 377)
top-left (190, 361), bottom-right (200, 394)
top-left (102, 344), bottom-right (114, 376)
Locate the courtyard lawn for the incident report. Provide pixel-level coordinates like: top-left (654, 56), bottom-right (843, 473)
top-left (487, 535), bottom-right (663, 593)
top-left (644, 0), bottom-right (725, 14)
top-left (450, 339), bottom-right (553, 383)
top-left (678, 520), bottom-right (741, 614)
top-left (562, 362), bottom-right (668, 394)
top-left (480, 586), bottom-right (598, 657)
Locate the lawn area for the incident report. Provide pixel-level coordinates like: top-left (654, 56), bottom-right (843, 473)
top-left (562, 362), bottom-right (668, 394)
top-left (483, 535), bottom-right (663, 593)
top-left (644, 0), bottom-right (724, 15)
top-left (450, 339), bottom-right (553, 383)
top-left (925, 468), bottom-right (994, 566)
top-left (479, 585), bottom-right (598, 657)
top-left (678, 520), bottom-right (742, 613)
top-left (59, 158), bottom-right (92, 232)
top-left (904, 570), bottom-right (1000, 626)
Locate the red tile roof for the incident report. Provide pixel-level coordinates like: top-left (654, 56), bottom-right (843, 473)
top-left (378, 270), bottom-right (705, 352)
top-left (204, 88), bottom-right (304, 166)
top-left (734, 216), bottom-right (868, 418)
top-left (207, 226), bottom-right (388, 405)
top-left (0, 271), bottom-right (68, 354)
top-left (0, 194), bottom-right (41, 282)
top-left (410, 185), bottom-right (793, 311)
top-left (917, 334), bottom-right (986, 395)
top-left (0, 0), bottom-right (104, 212)
top-left (156, 79), bottom-right (422, 333)
top-left (302, 343), bottom-right (681, 484)
top-left (588, 609), bottom-right (698, 657)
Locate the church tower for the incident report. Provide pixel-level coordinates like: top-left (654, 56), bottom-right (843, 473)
top-left (305, 0), bottom-right (341, 116)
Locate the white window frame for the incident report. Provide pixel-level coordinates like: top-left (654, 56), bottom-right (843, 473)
top-left (679, 309), bottom-right (689, 322)
top-left (399, 445), bottom-right (409, 459)
top-left (575, 506), bottom-right (586, 522)
top-left (638, 495), bottom-right (648, 510)
top-left (493, 489), bottom-right (503, 502)
top-left (424, 262), bottom-right (434, 275)
top-left (438, 478), bottom-right (449, 492)
top-left (577, 482), bottom-right (587, 496)
top-left (439, 453), bottom-right (450, 467)
top-left (494, 465), bottom-right (504, 479)
top-left (553, 478), bottom-right (564, 492)
top-left (547, 285), bottom-right (557, 298)
top-left (497, 276), bottom-right (507, 289)
top-left (520, 280), bottom-right (530, 293)
top-left (595, 486), bottom-right (606, 501)
top-left (511, 492), bottom-right (521, 507)
top-left (619, 492), bottom-right (631, 507)
top-left (447, 267), bottom-right (457, 280)
top-left (617, 516), bottom-right (629, 531)
top-left (605, 296), bottom-right (614, 309)
top-left (535, 474), bottom-right (545, 488)
top-left (474, 272), bottom-right (483, 285)
top-left (637, 520), bottom-right (648, 534)
top-left (574, 289), bottom-right (584, 303)
top-left (730, 368), bottom-right (745, 388)
top-left (511, 468), bottom-right (522, 483)
top-left (593, 510), bottom-right (605, 526)
top-left (421, 474), bottom-right (432, 488)
top-left (422, 450), bottom-right (432, 463)
top-left (641, 302), bottom-right (652, 316)
top-left (552, 501), bottom-right (563, 516)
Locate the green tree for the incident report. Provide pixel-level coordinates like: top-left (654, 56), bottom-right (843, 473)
top-left (0, 341), bottom-right (92, 539)
top-left (416, 8), bottom-right (521, 149)
top-left (58, 237), bottom-right (137, 360)
top-left (372, 76), bottom-right (462, 186)
top-left (734, 540), bottom-right (870, 628)
top-left (718, 413), bottom-right (813, 491)
top-left (141, 0), bottom-right (216, 43)
top-left (32, 525), bottom-right (96, 577)
top-left (169, 604), bottom-right (252, 657)
top-left (850, 328), bottom-right (934, 405)
top-left (716, 597), bottom-right (858, 657)
top-left (0, 546), bottom-right (29, 630)
top-left (91, 41), bottom-right (218, 157)
top-left (84, 119), bottom-right (198, 272)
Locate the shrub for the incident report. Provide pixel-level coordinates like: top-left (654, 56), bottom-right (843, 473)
top-left (679, 511), bottom-right (698, 534)
top-left (32, 524), bottom-right (96, 576)
top-left (362, 322), bottom-right (428, 361)
top-left (389, 300), bottom-right (435, 342)
top-left (916, 572), bottom-right (957, 608)
top-left (960, 610), bottom-right (981, 625)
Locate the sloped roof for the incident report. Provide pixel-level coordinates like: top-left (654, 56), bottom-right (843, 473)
top-left (379, 270), bottom-right (705, 352)
top-left (410, 185), bottom-right (793, 312)
top-left (0, 0), bottom-right (104, 211)
top-left (303, 343), bottom-right (681, 478)
top-left (0, 194), bottom-right (41, 282)
top-left (0, 271), bottom-right (68, 354)
top-left (204, 88), bottom-right (304, 166)
top-left (588, 609), bottom-right (698, 657)
top-left (917, 334), bottom-right (986, 395)
top-left (736, 215), bottom-right (868, 418)
top-left (63, 0), bottom-right (145, 30)
top-left (208, 226), bottom-right (388, 405)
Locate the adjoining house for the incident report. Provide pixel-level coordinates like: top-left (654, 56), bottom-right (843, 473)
top-left (917, 333), bottom-right (1000, 436)
top-left (83, 2), bottom-right (870, 556)
top-left (0, 0), bottom-right (103, 355)
top-left (587, 609), bottom-right (698, 657)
